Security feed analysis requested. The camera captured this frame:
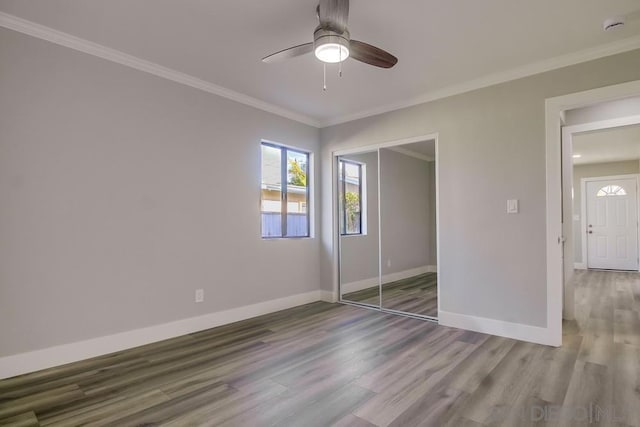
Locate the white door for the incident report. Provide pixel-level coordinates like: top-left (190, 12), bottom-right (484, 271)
top-left (586, 178), bottom-right (638, 270)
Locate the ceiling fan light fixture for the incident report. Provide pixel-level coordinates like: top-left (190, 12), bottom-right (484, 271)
top-left (313, 29), bottom-right (350, 63)
top-left (262, 1), bottom-right (398, 70)
top-left (315, 42), bottom-right (350, 63)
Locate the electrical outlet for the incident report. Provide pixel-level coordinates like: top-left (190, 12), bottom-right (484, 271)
top-left (195, 289), bottom-right (204, 303)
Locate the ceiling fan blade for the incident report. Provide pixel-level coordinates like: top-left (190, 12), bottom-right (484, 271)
top-left (318, 0), bottom-right (349, 33)
top-left (262, 43), bottom-right (314, 63)
top-left (349, 40), bottom-right (398, 68)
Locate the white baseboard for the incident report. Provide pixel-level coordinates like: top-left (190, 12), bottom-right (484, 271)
top-left (574, 262), bottom-right (587, 270)
top-left (341, 277), bottom-right (379, 294)
top-left (382, 265), bottom-right (437, 284)
top-left (0, 290), bottom-right (324, 380)
top-left (341, 265), bottom-right (437, 294)
top-left (439, 310), bottom-right (560, 347)
top-left (319, 290), bottom-right (337, 303)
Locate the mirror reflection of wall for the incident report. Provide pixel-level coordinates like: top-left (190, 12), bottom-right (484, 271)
top-left (380, 141), bottom-right (437, 318)
top-left (338, 151), bottom-right (380, 307)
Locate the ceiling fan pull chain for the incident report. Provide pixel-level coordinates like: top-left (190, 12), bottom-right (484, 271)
top-left (323, 63), bottom-right (327, 91)
top-left (339, 47), bottom-right (343, 77)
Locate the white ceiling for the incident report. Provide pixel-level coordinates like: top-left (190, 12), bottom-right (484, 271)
top-left (573, 124), bottom-right (640, 165)
top-left (1, 0), bottom-right (640, 126)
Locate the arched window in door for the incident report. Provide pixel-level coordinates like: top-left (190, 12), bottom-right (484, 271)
top-left (596, 185), bottom-right (627, 197)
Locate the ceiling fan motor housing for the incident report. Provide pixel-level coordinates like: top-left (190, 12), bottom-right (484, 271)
top-left (314, 27), bottom-right (350, 52)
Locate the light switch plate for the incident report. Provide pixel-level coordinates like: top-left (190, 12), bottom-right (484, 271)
top-left (507, 199), bottom-right (519, 214)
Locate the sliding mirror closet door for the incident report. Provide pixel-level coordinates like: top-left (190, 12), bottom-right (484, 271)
top-left (338, 151), bottom-right (380, 307)
top-left (379, 141), bottom-right (438, 318)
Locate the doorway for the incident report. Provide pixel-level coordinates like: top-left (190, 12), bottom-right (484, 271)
top-left (553, 88), bottom-right (640, 328)
top-left (546, 80), bottom-right (640, 343)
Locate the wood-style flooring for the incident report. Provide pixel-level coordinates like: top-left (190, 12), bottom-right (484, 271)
top-left (342, 273), bottom-right (438, 317)
top-left (1, 269), bottom-right (639, 426)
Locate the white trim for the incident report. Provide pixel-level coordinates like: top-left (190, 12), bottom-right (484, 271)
top-left (0, 290), bottom-right (324, 380)
top-left (439, 311), bottom-right (556, 347)
top-left (545, 80), bottom-right (640, 349)
top-left (435, 139), bottom-right (441, 317)
top-left (361, 161), bottom-right (369, 236)
top-left (565, 115), bottom-right (640, 136)
top-left (377, 145), bottom-right (383, 308)
top-left (560, 113), bottom-right (575, 321)
top-left (333, 134), bottom-right (439, 157)
top-left (559, 110), bottom-right (567, 124)
top-left (580, 174), bottom-right (640, 271)
top-left (581, 177), bottom-right (587, 273)
top-left (546, 102), bottom-right (568, 346)
top-left (341, 277), bottom-right (380, 294)
top-left (574, 262), bottom-right (587, 270)
top-left (386, 146), bottom-right (434, 162)
top-left (322, 35), bottom-right (640, 127)
top-left (0, 12), bottom-right (320, 128)
top-left (319, 290), bottom-right (337, 303)
top-left (333, 155), bottom-right (341, 305)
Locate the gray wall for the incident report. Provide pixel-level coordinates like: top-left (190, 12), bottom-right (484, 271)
top-left (0, 28), bottom-right (321, 357)
top-left (339, 151), bottom-right (379, 285)
top-left (380, 149), bottom-right (436, 277)
top-left (572, 160), bottom-right (640, 263)
top-left (320, 49), bottom-right (640, 328)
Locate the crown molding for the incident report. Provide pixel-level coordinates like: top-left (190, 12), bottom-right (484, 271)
top-left (0, 12), bottom-right (321, 128)
top-left (320, 34), bottom-right (640, 127)
top-left (3, 11), bottom-right (640, 130)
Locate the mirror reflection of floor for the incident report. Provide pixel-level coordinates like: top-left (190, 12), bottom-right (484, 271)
top-left (341, 272), bottom-right (438, 318)
top-left (341, 283), bottom-right (380, 306)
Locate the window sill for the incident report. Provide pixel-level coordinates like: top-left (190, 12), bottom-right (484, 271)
top-left (262, 236), bottom-right (314, 241)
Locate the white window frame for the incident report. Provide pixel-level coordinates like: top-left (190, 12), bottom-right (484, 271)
top-left (260, 141), bottom-right (312, 239)
top-left (338, 158), bottom-right (368, 236)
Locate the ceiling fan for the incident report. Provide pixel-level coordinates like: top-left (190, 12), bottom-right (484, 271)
top-left (262, 0), bottom-right (398, 71)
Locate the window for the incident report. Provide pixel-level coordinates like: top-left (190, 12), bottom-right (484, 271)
top-left (261, 142), bottom-right (310, 238)
top-left (597, 185), bottom-right (627, 197)
top-left (339, 159), bottom-right (363, 235)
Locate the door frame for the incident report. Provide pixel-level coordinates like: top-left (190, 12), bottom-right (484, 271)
top-left (546, 79), bottom-right (640, 347)
top-left (332, 133), bottom-right (440, 321)
top-left (580, 174), bottom-right (640, 271)
top-left (564, 115), bottom-right (640, 271)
